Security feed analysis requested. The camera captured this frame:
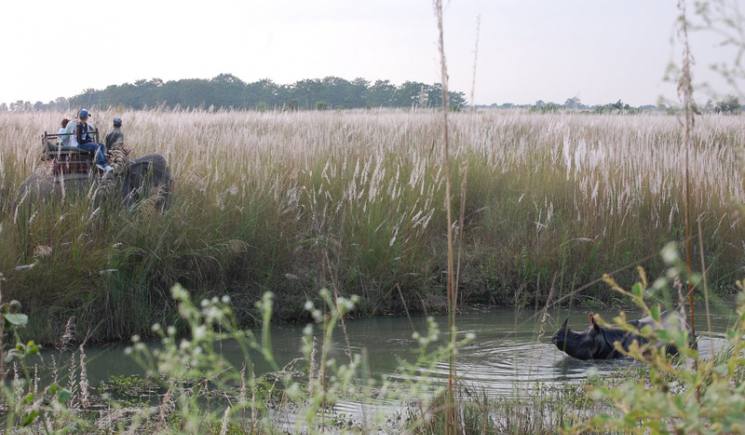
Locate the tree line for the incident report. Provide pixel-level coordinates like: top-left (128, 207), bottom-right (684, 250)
top-left (0, 74), bottom-right (467, 112)
top-left (3, 76), bottom-right (741, 114)
top-left (487, 96), bottom-right (745, 114)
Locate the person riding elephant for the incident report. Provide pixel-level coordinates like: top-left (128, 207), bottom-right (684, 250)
top-left (18, 117), bottom-right (171, 213)
top-left (76, 108), bottom-right (114, 173)
top-left (105, 117), bottom-right (130, 175)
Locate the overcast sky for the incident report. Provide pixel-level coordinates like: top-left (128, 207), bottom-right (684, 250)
top-left (0, 0), bottom-right (735, 106)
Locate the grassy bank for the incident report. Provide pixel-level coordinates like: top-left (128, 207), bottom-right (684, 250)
top-left (1, 110), bottom-right (744, 343)
top-left (2, 258), bottom-right (742, 433)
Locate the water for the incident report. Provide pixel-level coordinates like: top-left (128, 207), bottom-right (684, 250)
top-left (71, 307), bottom-right (733, 398)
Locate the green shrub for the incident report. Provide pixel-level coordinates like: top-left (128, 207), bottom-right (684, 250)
top-left (575, 243), bottom-right (745, 433)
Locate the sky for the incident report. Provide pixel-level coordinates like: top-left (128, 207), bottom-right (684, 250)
top-left (0, 0), bottom-right (736, 106)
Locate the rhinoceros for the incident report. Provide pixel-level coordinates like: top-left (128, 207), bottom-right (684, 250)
top-left (551, 311), bottom-right (686, 360)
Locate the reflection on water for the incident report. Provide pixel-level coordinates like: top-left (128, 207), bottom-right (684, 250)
top-left (62, 307), bottom-right (734, 399)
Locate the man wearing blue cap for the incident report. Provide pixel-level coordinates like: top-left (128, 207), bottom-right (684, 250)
top-left (76, 108), bottom-right (113, 173)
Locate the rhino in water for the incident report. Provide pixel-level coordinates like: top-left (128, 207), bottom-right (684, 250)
top-left (552, 312), bottom-right (686, 360)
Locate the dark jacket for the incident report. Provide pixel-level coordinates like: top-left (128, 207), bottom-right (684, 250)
top-left (105, 128), bottom-right (124, 148)
top-left (105, 127), bottom-right (129, 174)
top-left (76, 122), bottom-right (94, 144)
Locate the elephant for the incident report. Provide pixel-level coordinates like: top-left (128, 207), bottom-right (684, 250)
top-left (15, 153), bottom-right (172, 213)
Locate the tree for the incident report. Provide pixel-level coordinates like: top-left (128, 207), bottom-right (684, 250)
top-left (695, 2), bottom-right (745, 101)
top-left (714, 95), bottom-right (740, 113)
top-left (210, 74), bottom-right (247, 108)
top-left (448, 91), bottom-right (467, 111)
top-left (367, 80), bottom-right (396, 107)
top-left (54, 97), bottom-right (68, 111)
top-left (611, 99), bottom-right (625, 111)
top-left (10, 100), bottom-right (31, 112)
top-left (61, 74), bottom-right (468, 111)
top-left (592, 100), bottom-right (634, 113)
top-left (350, 78), bottom-right (369, 108)
top-left (564, 97), bottom-right (583, 109)
top-left (246, 79), bottom-right (280, 109)
top-left (418, 85), bottom-right (430, 107)
top-left (0, 103), bottom-right (7, 112)
top-left (531, 101), bottom-right (561, 113)
top-left (395, 81), bottom-right (425, 107)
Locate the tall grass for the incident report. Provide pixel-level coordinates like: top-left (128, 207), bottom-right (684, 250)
top-left (432, 0), bottom-right (458, 432)
top-left (1, 109), bottom-right (744, 343)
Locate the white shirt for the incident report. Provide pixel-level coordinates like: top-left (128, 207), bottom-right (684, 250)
top-left (57, 127), bottom-right (69, 146)
top-left (64, 120), bottom-right (78, 147)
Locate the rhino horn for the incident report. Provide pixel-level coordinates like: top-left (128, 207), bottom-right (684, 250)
top-left (589, 313), bottom-right (601, 331)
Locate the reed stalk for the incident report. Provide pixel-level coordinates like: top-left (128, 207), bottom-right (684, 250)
top-left (697, 219), bottom-right (712, 334)
top-left (455, 162), bottom-right (468, 306)
top-left (677, 0), bottom-right (697, 343)
top-left (470, 14), bottom-right (481, 112)
top-left (0, 276), bottom-right (4, 384)
top-left (432, 0), bottom-right (458, 433)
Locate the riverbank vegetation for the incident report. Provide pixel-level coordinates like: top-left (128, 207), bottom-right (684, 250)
top-left (1, 110), bottom-right (744, 343)
top-left (1, 246), bottom-right (744, 433)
